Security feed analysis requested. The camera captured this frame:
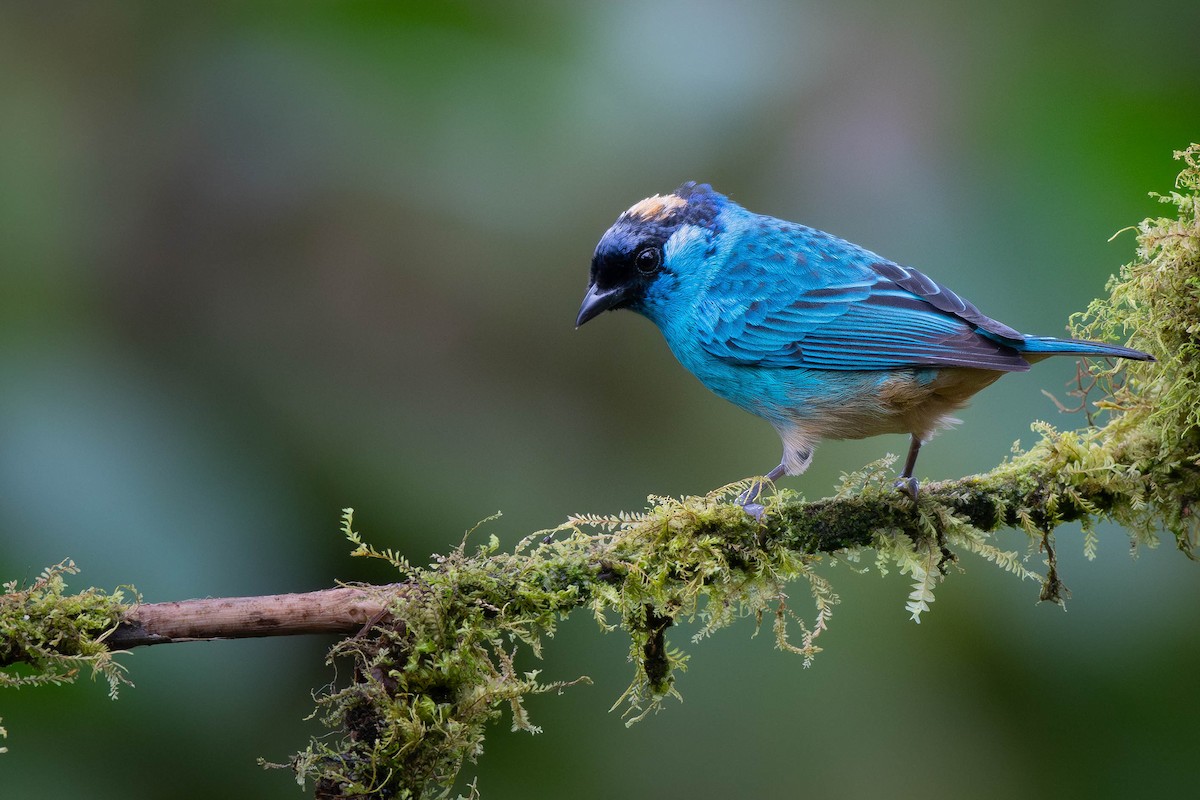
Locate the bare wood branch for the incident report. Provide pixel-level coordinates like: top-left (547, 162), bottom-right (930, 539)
top-left (106, 585), bottom-right (401, 648)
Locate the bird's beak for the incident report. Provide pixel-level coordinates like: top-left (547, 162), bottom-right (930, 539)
top-left (575, 283), bottom-right (627, 328)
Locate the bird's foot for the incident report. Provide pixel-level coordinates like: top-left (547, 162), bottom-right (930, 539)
top-left (736, 480), bottom-right (768, 521)
top-left (736, 466), bottom-right (785, 521)
top-left (741, 502), bottom-right (767, 522)
top-left (893, 476), bottom-right (920, 501)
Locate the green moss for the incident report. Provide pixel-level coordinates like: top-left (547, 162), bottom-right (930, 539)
top-left (0, 559), bottom-right (134, 752)
top-left (282, 512), bottom-right (591, 799)
top-left (1070, 144), bottom-right (1200, 553)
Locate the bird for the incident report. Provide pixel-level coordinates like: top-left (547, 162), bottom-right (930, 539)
top-left (575, 182), bottom-right (1154, 516)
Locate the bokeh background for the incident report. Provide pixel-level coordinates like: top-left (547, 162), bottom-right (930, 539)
top-left (2, 2), bottom-right (1198, 798)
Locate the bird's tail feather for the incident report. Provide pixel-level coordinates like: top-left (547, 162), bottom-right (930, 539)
top-left (1018, 336), bottom-right (1154, 361)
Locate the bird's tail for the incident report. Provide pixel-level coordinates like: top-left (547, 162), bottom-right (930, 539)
top-left (1018, 336), bottom-right (1154, 362)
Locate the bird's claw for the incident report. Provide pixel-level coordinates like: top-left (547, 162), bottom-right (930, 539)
top-left (741, 502), bottom-right (767, 522)
top-left (893, 476), bottom-right (920, 501)
top-left (736, 480), bottom-right (769, 521)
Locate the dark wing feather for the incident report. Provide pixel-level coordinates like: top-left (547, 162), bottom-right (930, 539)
top-left (696, 221), bottom-right (1029, 372)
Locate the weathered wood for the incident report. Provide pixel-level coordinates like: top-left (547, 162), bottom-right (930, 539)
top-left (107, 585), bottom-right (399, 648)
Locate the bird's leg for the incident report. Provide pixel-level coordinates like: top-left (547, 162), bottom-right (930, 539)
top-left (738, 464), bottom-right (786, 521)
top-left (894, 435), bottom-right (922, 500)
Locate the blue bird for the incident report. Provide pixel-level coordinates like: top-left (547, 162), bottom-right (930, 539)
top-left (576, 183), bottom-right (1153, 514)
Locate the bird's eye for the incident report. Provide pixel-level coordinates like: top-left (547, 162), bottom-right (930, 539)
top-left (634, 246), bottom-right (662, 275)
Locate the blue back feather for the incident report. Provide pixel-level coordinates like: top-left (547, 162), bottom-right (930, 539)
top-left (694, 211), bottom-right (1033, 372)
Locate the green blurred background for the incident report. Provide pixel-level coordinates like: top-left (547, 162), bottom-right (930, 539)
top-left (2, 2), bottom-right (1198, 797)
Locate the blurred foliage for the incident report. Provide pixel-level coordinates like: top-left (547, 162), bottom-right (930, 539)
top-left (1, 1), bottom-right (1198, 798)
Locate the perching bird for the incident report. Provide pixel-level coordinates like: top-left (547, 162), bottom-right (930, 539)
top-left (576, 182), bottom-right (1153, 514)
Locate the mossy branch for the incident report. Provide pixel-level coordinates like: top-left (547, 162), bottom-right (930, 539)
top-left (3, 146), bottom-right (1198, 798)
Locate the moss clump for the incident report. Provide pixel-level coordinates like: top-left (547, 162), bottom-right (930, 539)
top-left (284, 512), bottom-right (591, 799)
top-left (0, 560), bottom-right (134, 752)
top-left (1070, 143), bottom-right (1200, 552)
top-left (574, 485), bottom-right (838, 720)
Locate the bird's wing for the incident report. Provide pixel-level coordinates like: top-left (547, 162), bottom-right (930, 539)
top-left (695, 225), bottom-right (1030, 372)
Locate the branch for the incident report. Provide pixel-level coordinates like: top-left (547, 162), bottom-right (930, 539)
top-left (107, 586), bottom-right (398, 648)
top-left (92, 455), bottom-right (1109, 650)
top-left (4, 144), bottom-right (1199, 800)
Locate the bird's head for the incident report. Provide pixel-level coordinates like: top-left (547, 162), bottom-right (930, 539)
top-left (576, 182), bottom-right (728, 328)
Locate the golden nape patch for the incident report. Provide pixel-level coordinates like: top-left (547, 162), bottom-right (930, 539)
top-left (623, 193), bottom-right (686, 222)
